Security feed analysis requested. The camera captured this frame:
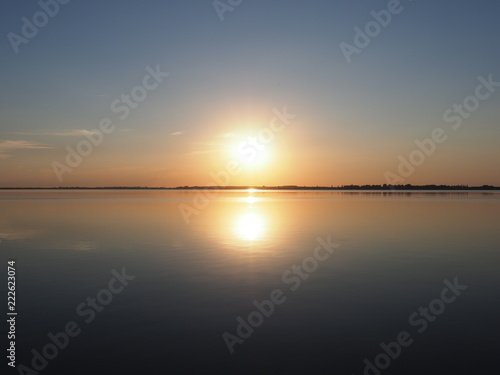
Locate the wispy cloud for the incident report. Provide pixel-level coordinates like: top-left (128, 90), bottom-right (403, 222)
top-left (186, 137), bottom-right (227, 156)
top-left (12, 129), bottom-right (99, 137)
top-left (0, 140), bottom-right (53, 158)
top-left (50, 130), bottom-right (100, 137)
top-left (191, 141), bottom-right (223, 147)
top-left (170, 131), bottom-right (183, 136)
top-left (219, 132), bottom-right (236, 139)
top-left (187, 149), bottom-right (220, 156)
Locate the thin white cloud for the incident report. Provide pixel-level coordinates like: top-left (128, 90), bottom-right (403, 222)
top-left (187, 149), bottom-right (220, 156)
top-left (50, 130), bottom-right (100, 137)
top-left (0, 141), bottom-right (53, 150)
top-left (191, 141), bottom-right (223, 146)
top-left (11, 129), bottom-right (100, 137)
top-left (170, 131), bottom-right (183, 136)
top-left (0, 140), bottom-right (53, 158)
top-left (219, 132), bottom-right (236, 139)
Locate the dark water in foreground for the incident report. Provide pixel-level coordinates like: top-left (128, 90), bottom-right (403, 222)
top-left (1, 190), bottom-right (499, 374)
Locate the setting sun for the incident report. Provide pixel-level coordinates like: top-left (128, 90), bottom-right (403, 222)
top-left (226, 135), bottom-right (273, 170)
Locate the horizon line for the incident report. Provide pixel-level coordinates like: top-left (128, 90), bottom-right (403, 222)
top-left (0, 184), bottom-right (499, 190)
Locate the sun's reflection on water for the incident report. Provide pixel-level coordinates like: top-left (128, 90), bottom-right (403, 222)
top-left (234, 211), bottom-right (266, 241)
top-left (232, 191), bottom-right (267, 243)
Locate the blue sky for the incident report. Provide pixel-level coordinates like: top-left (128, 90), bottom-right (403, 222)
top-left (1, 0), bottom-right (499, 186)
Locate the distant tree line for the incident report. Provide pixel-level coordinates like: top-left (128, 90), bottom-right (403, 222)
top-left (1, 184), bottom-right (499, 190)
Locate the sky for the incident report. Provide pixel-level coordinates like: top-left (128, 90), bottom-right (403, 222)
top-left (1, 0), bottom-right (499, 187)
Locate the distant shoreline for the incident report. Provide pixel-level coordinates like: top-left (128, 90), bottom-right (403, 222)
top-left (0, 185), bottom-right (499, 191)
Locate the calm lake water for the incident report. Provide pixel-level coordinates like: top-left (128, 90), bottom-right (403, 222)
top-left (1, 190), bottom-right (499, 374)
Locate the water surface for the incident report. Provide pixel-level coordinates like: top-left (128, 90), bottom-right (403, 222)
top-left (1, 190), bottom-right (499, 374)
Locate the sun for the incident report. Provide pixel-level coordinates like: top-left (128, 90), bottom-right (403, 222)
top-left (228, 135), bottom-right (273, 169)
